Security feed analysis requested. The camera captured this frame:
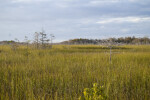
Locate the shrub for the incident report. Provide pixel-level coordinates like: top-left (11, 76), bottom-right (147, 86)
top-left (79, 83), bottom-right (107, 100)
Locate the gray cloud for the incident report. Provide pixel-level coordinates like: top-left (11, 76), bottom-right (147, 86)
top-left (0, 0), bottom-right (150, 42)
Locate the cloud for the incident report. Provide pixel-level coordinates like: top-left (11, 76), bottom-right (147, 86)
top-left (89, 0), bottom-right (120, 4)
top-left (128, 0), bottom-right (140, 2)
top-left (11, 0), bottom-right (75, 4)
top-left (0, 0), bottom-right (150, 41)
top-left (121, 29), bottom-right (130, 33)
top-left (96, 17), bottom-right (150, 24)
top-left (12, 0), bottom-right (49, 3)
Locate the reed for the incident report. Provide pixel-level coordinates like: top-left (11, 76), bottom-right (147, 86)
top-left (0, 45), bottom-right (149, 100)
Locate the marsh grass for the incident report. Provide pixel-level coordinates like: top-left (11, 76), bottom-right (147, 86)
top-left (0, 45), bottom-right (150, 100)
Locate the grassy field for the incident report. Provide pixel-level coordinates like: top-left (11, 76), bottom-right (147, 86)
top-left (0, 45), bottom-right (150, 100)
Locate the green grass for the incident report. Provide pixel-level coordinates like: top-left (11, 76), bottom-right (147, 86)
top-left (0, 45), bottom-right (150, 100)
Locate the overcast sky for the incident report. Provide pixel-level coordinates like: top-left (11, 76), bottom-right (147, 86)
top-left (0, 0), bottom-right (150, 42)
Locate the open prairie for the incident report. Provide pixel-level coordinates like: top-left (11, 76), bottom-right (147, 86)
top-left (0, 45), bottom-right (150, 100)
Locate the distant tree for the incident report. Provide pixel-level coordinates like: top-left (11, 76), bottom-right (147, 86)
top-left (60, 37), bottom-right (150, 45)
top-left (143, 36), bottom-right (149, 44)
top-left (11, 38), bottom-right (19, 51)
top-left (49, 34), bottom-right (55, 48)
top-left (40, 29), bottom-right (50, 49)
top-left (117, 37), bottom-right (124, 43)
top-left (24, 36), bottom-right (30, 49)
top-left (132, 38), bottom-right (140, 45)
top-left (125, 37), bottom-right (132, 44)
top-left (34, 32), bottom-right (40, 49)
top-left (24, 36), bottom-right (31, 58)
top-left (33, 29), bottom-right (55, 49)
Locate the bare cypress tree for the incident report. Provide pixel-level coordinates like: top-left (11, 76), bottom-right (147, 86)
top-left (24, 36), bottom-right (31, 58)
top-left (40, 29), bottom-right (49, 49)
top-left (105, 38), bottom-right (113, 64)
top-left (11, 38), bottom-right (19, 51)
top-left (34, 29), bottom-right (55, 49)
top-left (34, 32), bottom-right (40, 49)
top-left (24, 36), bottom-right (30, 49)
top-left (49, 34), bottom-right (55, 48)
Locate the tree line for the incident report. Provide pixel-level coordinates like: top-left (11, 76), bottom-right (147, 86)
top-left (61, 36), bottom-right (150, 45)
top-left (1, 36), bottom-right (150, 47)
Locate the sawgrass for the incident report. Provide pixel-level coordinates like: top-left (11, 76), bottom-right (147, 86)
top-left (0, 45), bottom-right (150, 100)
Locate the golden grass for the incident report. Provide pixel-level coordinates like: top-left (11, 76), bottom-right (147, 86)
top-left (0, 45), bottom-right (150, 100)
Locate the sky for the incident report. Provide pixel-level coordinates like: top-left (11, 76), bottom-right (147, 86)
top-left (0, 0), bottom-right (150, 42)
